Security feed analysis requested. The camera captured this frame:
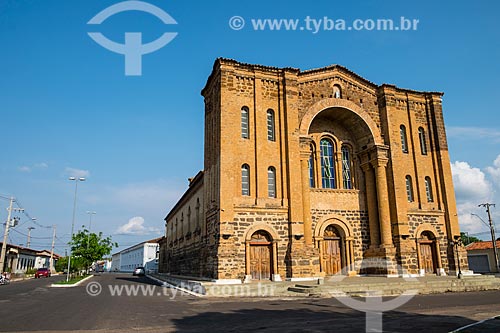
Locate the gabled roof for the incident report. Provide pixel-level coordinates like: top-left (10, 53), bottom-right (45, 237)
top-left (466, 240), bottom-right (500, 251)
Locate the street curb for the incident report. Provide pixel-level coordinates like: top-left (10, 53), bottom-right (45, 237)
top-left (51, 274), bottom-right (94, 288)
top-left (146, 274), bottom-right (204, 297)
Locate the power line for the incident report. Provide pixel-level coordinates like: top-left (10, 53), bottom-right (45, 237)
top-left (9, 228), bottom-right (52, 239)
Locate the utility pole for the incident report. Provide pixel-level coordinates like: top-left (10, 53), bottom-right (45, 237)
top-left (50, 225), bottom-right (56, 273)
top-left (27, 227), bottom-right (35, 248)
top-left (0, 197), bottom-right (14, 273)
top-left (479, 203), bottom-right (499, 272)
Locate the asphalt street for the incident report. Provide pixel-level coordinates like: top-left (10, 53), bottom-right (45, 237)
top-left (0, 273), bottom-right (498, 332)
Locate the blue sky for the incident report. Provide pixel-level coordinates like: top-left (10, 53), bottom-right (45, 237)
top-left (1, 0), bottom-right (499, 254)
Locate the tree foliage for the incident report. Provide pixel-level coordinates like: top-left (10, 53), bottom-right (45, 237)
top-left (69, 227), bottom-right (118, 269)
top-left (461, 232), bottom-right (481, 246)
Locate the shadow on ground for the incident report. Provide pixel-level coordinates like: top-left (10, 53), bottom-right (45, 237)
top-left (115, 276), bottom-right (161, 286)
top-left (171, 307), bottom-right (477, 333)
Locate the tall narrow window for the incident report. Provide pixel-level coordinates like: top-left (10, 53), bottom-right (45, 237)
top-left (241, 106), bottom-right (249, 139)
top-left (418, 127), bottom-right (427, 155)
top-left (320, 138), bottom-right (336, 189)
top-left (400, 125), bottom-right (408, 153)
top-left (267, 109), bottom-right (275, 141)
top-left (425, 177), bottom-right (433, 202)
top-left (308, 145), bottom-right (315, 188)
top-left (268, 167), bottom-right (276, 198)
top-left (342, 145), bottom-right (353, 189)
top-left (405, 175), bottom-right (414, 202)
top-left (195, 198), bottom-right (200, 230)
top-left (333, 85), bottom-right (342, 99)
top-left (241, 164), bottom-right (250, 196)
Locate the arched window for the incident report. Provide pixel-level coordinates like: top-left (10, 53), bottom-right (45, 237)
top-left (187, 207), bottom-right (191, 233)
top-left (308, 144), bottom-right (315, 188)
top-left (267, 109), bottom-right (275, 141)
top-left (341, 145), bottom-right (353, 189)
top-left (400, 125), bottom-right (408, 153)
top-left (268, 167), bottom-right (276, 198)
top-left (405, 175), bottom-right (414, 202)
top-left (425, 177), bottom-right (433, 202)
top-left (419, 127), bottom-right (427, 155)
top-left (241, 106), bottom-right (249, 139)
top-left (241, 164), bottom-right (250, 196)
top-left (333, 85), bottom-right (342, 99)
top-left (320, 138), bottom-right (336, 189)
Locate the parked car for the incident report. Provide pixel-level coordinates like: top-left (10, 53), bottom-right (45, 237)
top-left (133, 267), bottom-right (145, 276)
top-left (35, 268), bottom-right (51, 278)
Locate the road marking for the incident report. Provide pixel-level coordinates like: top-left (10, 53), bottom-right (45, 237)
top-left (449, 315), bottom-right (500, 332)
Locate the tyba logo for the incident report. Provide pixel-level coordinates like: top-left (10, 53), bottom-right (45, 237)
top-left (87, 1), bottom-right (178, 76)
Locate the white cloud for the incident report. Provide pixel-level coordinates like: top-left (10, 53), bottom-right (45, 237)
top-left (116, 216), bottom-right (161, 235)
top-left (18, 162), bottom-right (48, 173)
top-left (451, 159), bottom-right (498, 236)
top-left (34, 162), bottom-right (48, 169)
top-left (447, 126), bottom-right (500, 143)
top-left (451, 161), bottom-right (492, 201)
top-left (18, 166), bottom-right (31, 172)
top-left (65, 167), bottom-right (90, 178)
top-left (486, 154), bottom-right (500, 186)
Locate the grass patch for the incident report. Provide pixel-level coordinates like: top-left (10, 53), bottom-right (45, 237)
top-left (54, 275), bottom-right (90, 285)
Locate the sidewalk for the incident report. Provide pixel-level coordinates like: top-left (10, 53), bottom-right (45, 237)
top-left (149, 273), bottom-right (500, 298)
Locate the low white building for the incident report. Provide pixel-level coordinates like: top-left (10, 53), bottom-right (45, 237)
top-left (0, 243), bottom-right (60, 274)
top-left (111, 238), bottom-right (161, 273)
top-left (110, 252), bottom-right (121, 272)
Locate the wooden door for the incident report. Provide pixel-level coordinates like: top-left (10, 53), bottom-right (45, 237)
top-left (250, 245), bottom-right (272, 280)
top-left (322, 239), bottom-right (342, 275)
top-left (420, 243), bottom-right (436, 274)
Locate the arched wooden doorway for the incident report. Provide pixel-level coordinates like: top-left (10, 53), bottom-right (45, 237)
top-left (321, 225), bottom-right (343, 275)
top-left (419, 231), bottom-right (437, 274)
top-left (249, 230), bottom-right (273, 280)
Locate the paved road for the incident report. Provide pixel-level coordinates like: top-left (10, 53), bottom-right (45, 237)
top-left (0, 273), bottom-right (498, 332)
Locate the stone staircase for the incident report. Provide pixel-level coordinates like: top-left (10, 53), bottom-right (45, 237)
top-left (287, 275), bottom-right (500, 297)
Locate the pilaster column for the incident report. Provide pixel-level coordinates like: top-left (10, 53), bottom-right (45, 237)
top-left (299, 136), bottom-right (313, 246)
top-left (371, 156), bottom-right (393, 247)
top-left (245, 242), bottom-right (251, 276)
top-left (361, 163), bottom-right (380, 248)
top-left (336, 151), bottom-right (343, 189)
top-left (272, 241), bottom-right (279, 279)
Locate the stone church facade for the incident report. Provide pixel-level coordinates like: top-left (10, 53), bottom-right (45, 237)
top-left (158, 58), bottom-right (468, 283)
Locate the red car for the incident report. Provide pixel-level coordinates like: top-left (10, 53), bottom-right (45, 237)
top-left (35, 268), bottom-right (51, 278)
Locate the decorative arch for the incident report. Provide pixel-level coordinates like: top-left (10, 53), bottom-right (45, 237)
top-left (299, 98), bottom-right (383, 146)
top-left (314, 215), bottom-right (354, 239)
top-left (414, 223), bottom-right (440, 240)
top-left (244, 224), bottom-right (279, 242)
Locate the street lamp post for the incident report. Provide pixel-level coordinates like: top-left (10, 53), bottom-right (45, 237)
top-left (451, 236), bottom-right (463, 279)
top-left (86, 211), bottom-right (96, 250)
top-left (67, 177), bottom-right (85, 282)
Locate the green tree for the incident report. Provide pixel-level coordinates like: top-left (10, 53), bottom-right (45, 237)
top-left (461, 232), bottom-right (481, 246)
top-left (55, 256), bottom-right (86, 273)
top-left (70, 227), bottom-right (118, 270)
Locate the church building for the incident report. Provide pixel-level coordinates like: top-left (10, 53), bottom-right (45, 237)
top-left (158, 58), bottom-right (468, 283)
